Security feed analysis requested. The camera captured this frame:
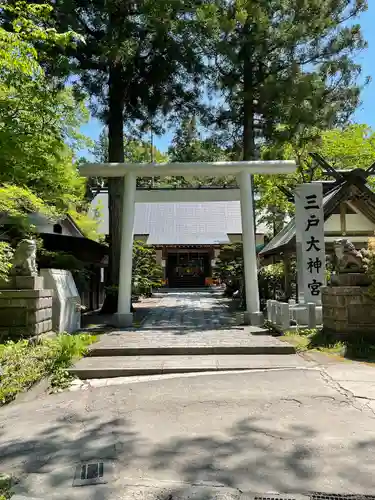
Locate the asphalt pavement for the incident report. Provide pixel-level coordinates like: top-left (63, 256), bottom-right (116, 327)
top-left (2, 362), bottom-right (375, 499)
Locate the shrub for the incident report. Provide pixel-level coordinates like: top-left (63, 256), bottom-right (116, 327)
top-left (0, 242), bottom-right (13, 282)
top-left (362, 248), bottom-right (375, 299)
top-left (0, 333), bottom-right (97, 405)
top-left (258, 262), bottom-right (286, 303)
top-left (0, 473), bottom-right (11, 500)
top-left (132, 240), bottom-right (163, 296)
top-left (213, 243), bottom-right (243, 289)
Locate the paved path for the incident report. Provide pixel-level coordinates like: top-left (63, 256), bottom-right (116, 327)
top-left (71, 290), bottom-right (297, 379)
top-left (87, 328), bottom-right (293, 354)
top-left (4, 367), bottom-right (375, 499)
top-left (141, 290), bottom-right (237, 329)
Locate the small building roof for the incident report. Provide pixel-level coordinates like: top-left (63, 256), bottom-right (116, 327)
top-left (259, 181), bottom-right (375, 257)
top-left (91, 194), bottom-right (269, 243)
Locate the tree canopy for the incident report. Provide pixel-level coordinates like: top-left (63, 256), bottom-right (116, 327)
top-left (256, 123), bottom-right (375, 230)
top-left (0, 2), bottom-right (97, 238)
top-left (0, 0), bottom-right (372, 309)
top-left (204, 0), bottom-right (368, 159)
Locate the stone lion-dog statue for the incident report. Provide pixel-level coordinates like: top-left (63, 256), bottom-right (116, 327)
top-left (332, 238), bottom-right (365, 274)
top-left (10, 238), bottom-right (38, 277)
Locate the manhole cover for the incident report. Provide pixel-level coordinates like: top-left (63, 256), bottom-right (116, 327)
top-left (72, 461), bottom-right (107, 487)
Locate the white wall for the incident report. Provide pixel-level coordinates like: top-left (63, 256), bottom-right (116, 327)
top-left (28, 214), bottom-right (83, 237)
top-left (135, 188), bottom-right (241, 203)
top-left (324, 212), bottom-right (375, 233)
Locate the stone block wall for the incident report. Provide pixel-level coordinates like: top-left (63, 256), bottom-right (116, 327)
top-left (0, 289), bottom-right (53, 341)
top-left (321, 286), bottom-right (375, 336)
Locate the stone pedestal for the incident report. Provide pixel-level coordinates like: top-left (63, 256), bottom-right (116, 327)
top-left (0, 288), bottom-right (53, 341)
top-left (330, 272), bottom-right (371, 287)
top-left (321, 285), bottom-right (375, 337)
top-left (0, 276), bottom-right (44, 290)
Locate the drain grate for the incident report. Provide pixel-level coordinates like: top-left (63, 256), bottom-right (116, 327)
top-left (72, 461), bottom-right (107, 487)
top-left (254, 497), bottom-right (299, 500)
top-left (310, 494), bottom-right (375, 500)
top-left (242, 493), bottom-right (306, 500)
top-left (242, 494), bottom-right (375, 500)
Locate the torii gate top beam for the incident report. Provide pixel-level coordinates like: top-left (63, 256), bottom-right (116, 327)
top-left (79, 160), bottom-right (296, 178)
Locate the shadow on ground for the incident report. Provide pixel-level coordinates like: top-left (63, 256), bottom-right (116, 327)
top-left (1, 406), bottom-right (375, 499)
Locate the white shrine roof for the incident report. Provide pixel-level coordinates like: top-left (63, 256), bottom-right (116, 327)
top-left (91, 193), bottom-right (268, 244)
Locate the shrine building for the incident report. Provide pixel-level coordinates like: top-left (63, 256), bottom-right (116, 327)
top-left (91, 188), bottom-right (268, 288)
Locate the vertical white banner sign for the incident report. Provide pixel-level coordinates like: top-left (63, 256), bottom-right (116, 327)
top-left (295, 183), bottom-right (326, 304)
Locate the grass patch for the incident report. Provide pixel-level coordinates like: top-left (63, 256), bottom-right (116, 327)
top-left (0, 333), bottom-right (97, 406)
top-left (0, 473), bottom-right (11, 499)
top-left (282, 328), bottom-right (375, 362)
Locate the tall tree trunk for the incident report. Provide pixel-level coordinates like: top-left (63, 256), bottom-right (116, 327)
top-left (101, 62), bottom-right (125, 314)
top-left (243, 61), bottom-right (255, 162)
top-left (242, 53), bottom-right (257, 231)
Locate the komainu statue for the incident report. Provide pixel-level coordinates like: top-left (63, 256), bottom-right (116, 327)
top-left (332, 238), bottom-right (364, 274)
top-left (10, 239), bottom-right (38, 277)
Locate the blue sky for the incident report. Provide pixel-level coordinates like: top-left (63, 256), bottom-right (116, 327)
top-left (79, 3), bottom-right (375, 160)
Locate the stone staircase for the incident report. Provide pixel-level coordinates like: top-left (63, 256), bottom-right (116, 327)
top-left (70, 326), bottom-right (297, 379)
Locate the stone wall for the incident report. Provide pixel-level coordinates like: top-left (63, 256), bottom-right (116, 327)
top-left (321, 285), bottom-right (375, 336)
top-left (0, 289), bottom-right (53, 341)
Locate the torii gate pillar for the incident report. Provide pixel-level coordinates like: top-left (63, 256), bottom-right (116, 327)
top-left (238, 171), bottom-right (262, 325)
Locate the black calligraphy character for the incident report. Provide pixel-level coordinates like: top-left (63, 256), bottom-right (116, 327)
top-left (307, 257), bottom-right (322, 274)
top-left (308, 279), bottom-right (322, 296)
top-left (306, 236), bottom-right (321, 252)
top-left (304, 194), bottom-right (319, 210)
top-left (305, 214), bottom-right (320, 231)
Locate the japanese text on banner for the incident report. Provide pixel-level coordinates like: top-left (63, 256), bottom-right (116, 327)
top-left (295, 183), bottom-right (326, 304)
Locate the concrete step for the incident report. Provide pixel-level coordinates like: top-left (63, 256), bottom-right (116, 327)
top-left (88, 343), bottom-right (294, 356)
top-left (69, 353), bottom-right (304, 379)
top-left (87, 328), bottom-right (291, 357)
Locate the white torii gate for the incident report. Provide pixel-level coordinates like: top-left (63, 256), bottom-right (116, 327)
top-left (79, 160), bottom-right (296, 327)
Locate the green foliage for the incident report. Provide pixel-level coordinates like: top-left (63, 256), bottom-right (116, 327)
top-left (0, 184), bottom-right (59, 221)
top-left (362, 248), bottom-right (375, 300)
top-left (283, 328), bottom-right (375, 362)
top-left (258, 263), bottom-right (286, 302)
top-left (0, 3), bottom-right (91, 210)
top-left (68, 208), bottom-right (104, 242)
top-left (0, 183), bottom-right (60, 242)
top-left (284, 328), bottom-right (344, 353)
top-left (0, 334), bottom-right (97, 405)
top-left (49, 333), bottom-right (97, 390)
top-left (257, 123), bottom-right (375, 229)
top-left (90, 129), bottom-right (169, 191)
top-left (214, 245), bottom-right (291, 304)
top-left (207, 0), bottom-right (367, 158)
top-left (94, 128), bottom-right (169, 166)
top-left (0, 242), bottom-right (14, 282)
top-left (1, 2), bottom-right (84, 48)
top-left (259, 263), bottom-right (284, 280)
top-left (132, 240), bottom-right (163, 297)
top-left (0, 474), bottom-right (11, 500)
top-left (37, 0), bottom-right (207, 127)
top-left (167, 117), bottom-right (235, 187)
top-left (0, 83), bottom-right (90, 208)
top-left (30, 0), bottom-right (209, 293)
top-left (213, 243), bottom-right (244, 288)
top-left (102, 241), bottom-right (163, 301)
